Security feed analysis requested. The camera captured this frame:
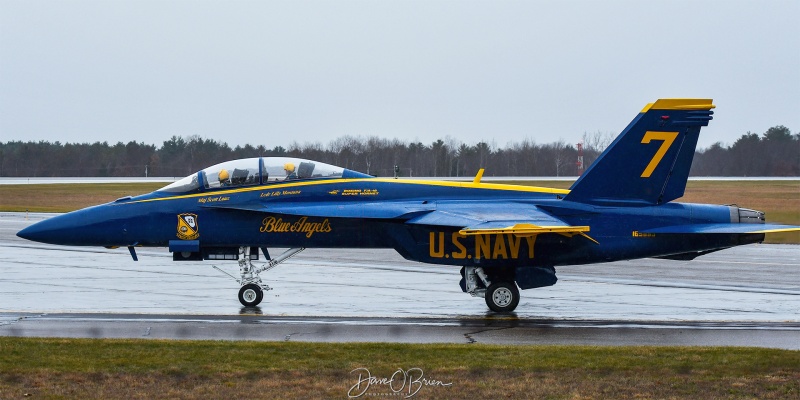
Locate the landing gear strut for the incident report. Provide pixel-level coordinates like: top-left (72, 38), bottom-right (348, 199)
top-left (214, 246), bottom-right (305, 307)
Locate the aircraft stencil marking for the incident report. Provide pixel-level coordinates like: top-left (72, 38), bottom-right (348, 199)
top-left (429, 232), bottom-right (536, 260)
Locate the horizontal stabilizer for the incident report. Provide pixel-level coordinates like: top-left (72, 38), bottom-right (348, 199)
top-left (642, 223), bottom-right (800, 234)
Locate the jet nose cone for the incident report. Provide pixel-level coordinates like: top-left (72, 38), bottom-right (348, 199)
top-left (16, 206), bottom-right (128, 246)
top-left (17, 217), bottom-right (65, 244)
top-left (16, 225), bottom-right (35, 240)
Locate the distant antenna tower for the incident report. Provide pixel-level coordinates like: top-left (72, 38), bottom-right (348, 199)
top-left (576, 141), bottom-right (584, 174)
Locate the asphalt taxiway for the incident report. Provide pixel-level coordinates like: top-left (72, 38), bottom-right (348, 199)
top-left (1, 212), bottom-right (799, 348)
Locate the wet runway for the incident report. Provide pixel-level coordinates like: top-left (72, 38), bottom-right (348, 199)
top-left (1, 212), bottom-right (799, 348)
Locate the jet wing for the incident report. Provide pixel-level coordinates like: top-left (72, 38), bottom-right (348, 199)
top-left (405, 202), bottom-right (565, 226)
top-left (642, 223), bottom-right (800, 234)
top-left (405, 202), bottom-right (597, 242)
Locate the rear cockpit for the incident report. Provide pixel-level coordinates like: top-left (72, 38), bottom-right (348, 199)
top-left (158, 157), bottom-right (372, 193)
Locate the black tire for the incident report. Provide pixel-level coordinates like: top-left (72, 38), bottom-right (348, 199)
top-left (238, 284), bottom-right (264, 307)
top-left (485, 281), bottom-right (520, 312)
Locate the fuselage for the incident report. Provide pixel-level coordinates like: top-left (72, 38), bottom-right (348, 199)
top-left (17, 177), bottom-right (760, 269)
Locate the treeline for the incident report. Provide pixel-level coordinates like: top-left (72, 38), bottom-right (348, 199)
top-left (0, 126), bottom-right (796, 178)
top-left (690, 126), bottom-right (799, 176)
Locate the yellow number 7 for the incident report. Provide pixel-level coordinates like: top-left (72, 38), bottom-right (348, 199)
top-left (640, 131), bottom-right (679, 178)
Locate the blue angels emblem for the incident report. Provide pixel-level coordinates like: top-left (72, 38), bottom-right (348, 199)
top-left (177, 213), bottom-right (199, 240)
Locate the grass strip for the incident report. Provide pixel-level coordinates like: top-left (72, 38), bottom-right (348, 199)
top-left (0, 183), bottom-right (164, 213)
top-left (0, 338), bottom-right (798, 399)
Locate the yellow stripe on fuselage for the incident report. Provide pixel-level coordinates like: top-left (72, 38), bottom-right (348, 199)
top-left (126, 178), bottom-right (570, 204)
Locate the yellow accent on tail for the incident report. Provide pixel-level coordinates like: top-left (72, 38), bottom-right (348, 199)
top-left (473, 168), bottom-right (485, 184)
top-left (640, 98), bottom-right (715, 113)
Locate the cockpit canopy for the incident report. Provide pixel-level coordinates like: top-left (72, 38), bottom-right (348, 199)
top-left (158, 157), bottom-right (372, 193)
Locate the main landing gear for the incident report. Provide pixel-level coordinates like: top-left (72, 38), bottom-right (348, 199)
top-left (462, 266), bottom-right (521, 312)
top-left (214, 246), bottom-right (305, 307)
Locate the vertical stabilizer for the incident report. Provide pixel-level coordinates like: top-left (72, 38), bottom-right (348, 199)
top-left (564, 99), bottom-right (714, 205)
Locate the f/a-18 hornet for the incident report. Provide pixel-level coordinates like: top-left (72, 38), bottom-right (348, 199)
top-left (17, 99), bottom-right (800, 312)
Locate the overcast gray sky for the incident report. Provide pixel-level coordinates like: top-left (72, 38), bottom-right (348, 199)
top-left (1, 0), bottom-right (798, 151)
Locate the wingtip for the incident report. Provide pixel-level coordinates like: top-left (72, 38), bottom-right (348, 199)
top-left (751, 227), bottom-right (800, 234)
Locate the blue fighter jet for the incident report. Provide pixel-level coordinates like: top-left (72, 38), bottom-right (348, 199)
top-left (17, 99), bottom-right (800, 312)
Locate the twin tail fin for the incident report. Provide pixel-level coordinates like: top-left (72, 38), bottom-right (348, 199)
top-left (565, 99), bottom-right (715, 206)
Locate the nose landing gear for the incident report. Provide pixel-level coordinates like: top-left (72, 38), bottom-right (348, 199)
top-left (213, 246), bottom-right (305, 307)
top-left (238, 283), bottom-right (264, 307)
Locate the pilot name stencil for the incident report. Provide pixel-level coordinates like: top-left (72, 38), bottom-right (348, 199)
top-left (260, 216), bottom-right (332, 238)
top-left (260, 190), bottom-right (302, 198)
top-left (198, 196), bottom-right (229, 204)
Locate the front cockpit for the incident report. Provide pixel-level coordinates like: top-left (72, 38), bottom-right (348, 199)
top-left (158, 157), bottom-right (372, 193)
